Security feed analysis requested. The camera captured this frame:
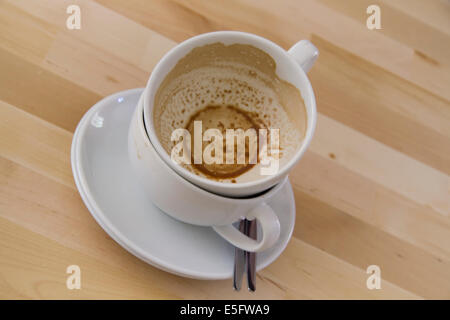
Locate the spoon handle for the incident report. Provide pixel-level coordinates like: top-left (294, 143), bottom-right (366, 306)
top-left (233, 219), bottom-right (247, 291)
top-left (246, 219), bottom-right (257, 292)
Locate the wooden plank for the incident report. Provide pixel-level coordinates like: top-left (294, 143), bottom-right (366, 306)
top-left (44, 33), bottom-right (148, 96)
top-left (317, 0), bottom-right (450, 66)
top-left (309, 34), bottom-right (450, 174)
top-left (0, 1), bottom-right (57, 65)
top-left (290, 152), bottom-right (450, 260)
top-left (93, 0), bottom-right (223, 42)
top-left (311, 114), bottom-right (449, 217)
top-left (0, 101), bottom-right (74, 188)
top-left (0, 216), bottom-right (176, 299)
top-left (380, 0), bottom-right (450, 35)
top-left (292, 187), bottom-right (450, 299)
top-left (7, 0), bottom-right (176, 73)
top-left (1, 0), bottom-right (175, 97)
top-left (0, 48), bottom-right (101, 132)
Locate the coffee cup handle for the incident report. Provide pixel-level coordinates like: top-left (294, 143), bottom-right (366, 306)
top-left (212, 203), bottom-right (280, 252)
top-left (288, 40), bottom-right (319, 73)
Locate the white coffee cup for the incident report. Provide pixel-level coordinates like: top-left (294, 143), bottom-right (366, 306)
top-left (129, 31), bottom-right (318, 252)
top-left (144, 31), bottom-right (317, 197)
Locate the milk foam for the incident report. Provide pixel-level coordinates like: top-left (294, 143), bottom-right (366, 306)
top-left (153, 45), bottom-right (306, 183)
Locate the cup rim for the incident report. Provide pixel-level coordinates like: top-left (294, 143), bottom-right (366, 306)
top-left (143, 31), bottom-right (317, 193)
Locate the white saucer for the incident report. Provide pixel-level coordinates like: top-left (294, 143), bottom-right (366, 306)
top-left (71, 88), bottom-right (296, 280)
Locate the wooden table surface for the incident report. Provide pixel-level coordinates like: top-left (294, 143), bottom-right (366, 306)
top-left (1, 0), bottom-right (449, 299)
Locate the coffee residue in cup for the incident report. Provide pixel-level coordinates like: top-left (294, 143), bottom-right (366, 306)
top-left (185, 104), bottom-right (265, 179)
top-left (153, 42), bottom-right (307, 183)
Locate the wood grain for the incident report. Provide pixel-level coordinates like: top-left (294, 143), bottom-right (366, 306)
top-left (1, 0), bottom-right (449, 299)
